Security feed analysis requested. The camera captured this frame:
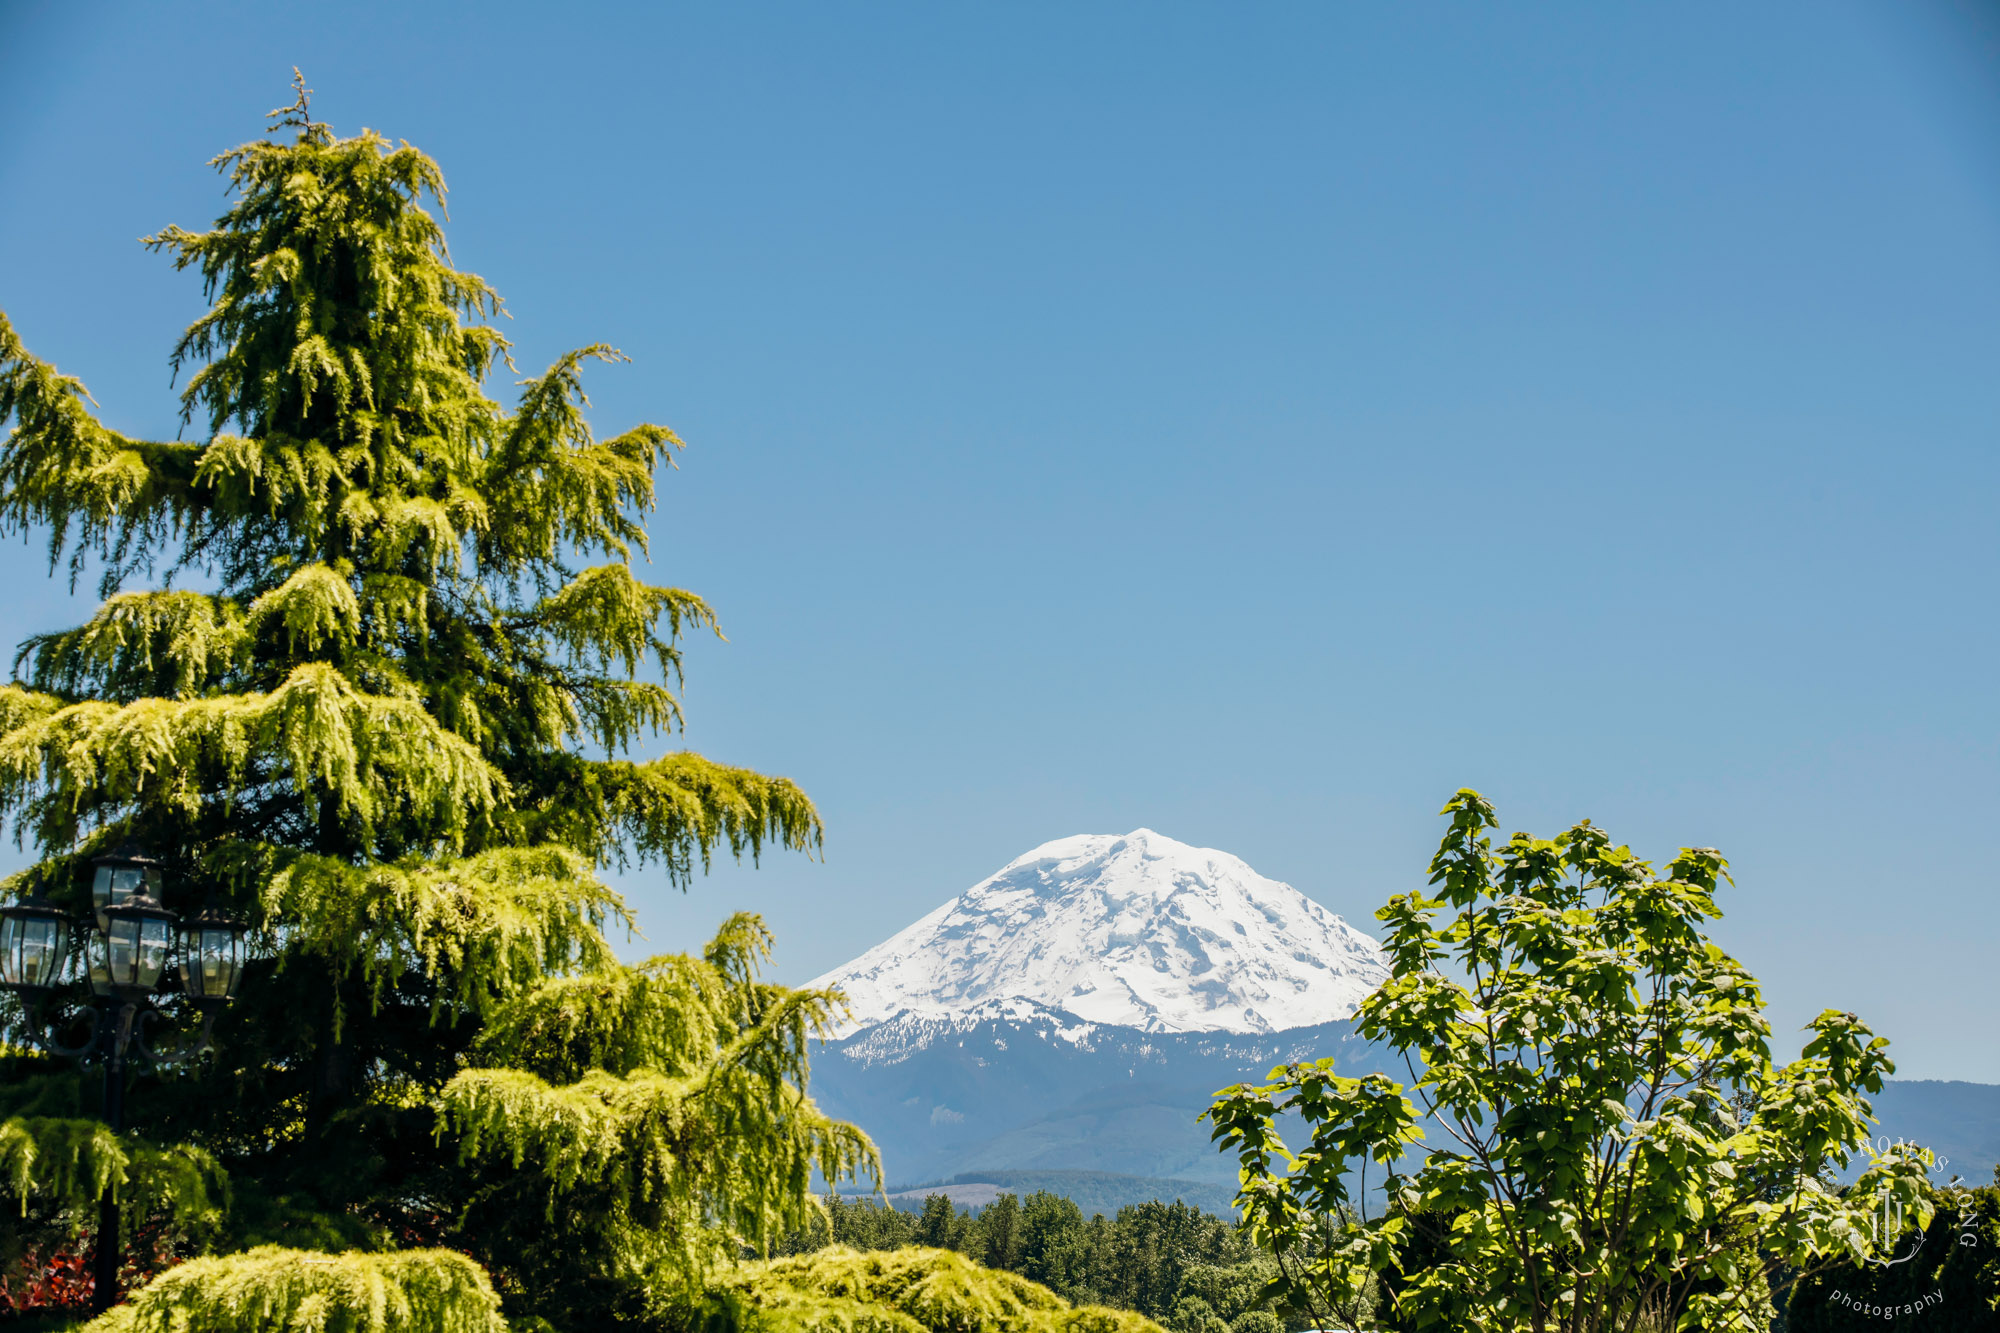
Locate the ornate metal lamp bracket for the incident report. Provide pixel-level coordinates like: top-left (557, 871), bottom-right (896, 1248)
top-left (20, 992), bottom-right (101, 1061)
top-left (128, 1004), bottom-right (216, 1070)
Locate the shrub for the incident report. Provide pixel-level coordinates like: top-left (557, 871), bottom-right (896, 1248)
top-left (691, 1246), bottom-right (1165, 1333)
top-left (74, 1246), bottom-right (504, 1333)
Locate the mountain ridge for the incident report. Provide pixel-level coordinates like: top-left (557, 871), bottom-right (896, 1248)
top-left (809, 1004), bottom-right (1383, 1187)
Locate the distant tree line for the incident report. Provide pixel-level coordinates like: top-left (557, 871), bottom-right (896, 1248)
top-left (776, 1193), bottom-right (1299, 1333)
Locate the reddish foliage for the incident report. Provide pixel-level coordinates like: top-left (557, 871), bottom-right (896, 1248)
top-left (0, 1218), bottom-right (184, 1318)
top-left (0, 1243), bottom-right (90, 1313)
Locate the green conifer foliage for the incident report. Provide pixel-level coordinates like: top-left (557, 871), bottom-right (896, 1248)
top-left (0, 1117), bottom-right (222, 1233)
top-left (0, 1059), bottom-right (222, 1289)
top-left (0, 77), bottom-right (871, 1322)
top-left (77, 1246), bottom-right (506, 1333)
top-left (440, 914), bottom-right (875, 1305)
top-left (692, 1246), bottom-right (1166, 1333)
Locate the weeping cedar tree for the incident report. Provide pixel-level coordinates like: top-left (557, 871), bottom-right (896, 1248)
top-left (0, 80), bottom-right (876, 1327)
top-left (1205, 791), bottom-right (1939, 1333)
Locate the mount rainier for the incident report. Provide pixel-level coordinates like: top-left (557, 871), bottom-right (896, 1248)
top-left (803, 830), bottom-right (1392, 1192)
top-left (809, 829), bottom-right (1389, 1037)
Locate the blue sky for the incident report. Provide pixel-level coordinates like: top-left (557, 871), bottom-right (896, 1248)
top-left (2, 3), bottom-right (1996, 1080)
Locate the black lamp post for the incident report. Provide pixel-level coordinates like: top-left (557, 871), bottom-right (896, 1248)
top-left (0, 845), bottom-right (247, 1313)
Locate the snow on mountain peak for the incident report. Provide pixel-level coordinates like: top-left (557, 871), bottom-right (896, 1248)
top-left (809, 829), bottom-right (1390, 1039)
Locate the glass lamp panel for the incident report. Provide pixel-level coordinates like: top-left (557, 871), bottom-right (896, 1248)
top-left (194, 925), bottom-right (235, 1000)
top-left (19, 916), bottom-right (61, 988)
top-left (184, 925), bottom-right (208, 999)
top-left (93, 866), bottom-right (144, 932)
top-left (91, 866), bottom-right (113, 931)
top-left (0, 914), bottom-right (18, 986)
top-left (142, 867), bottom-right (163, 896)
top-left (180, 924), bottom-right (203, 999)
top-left (219, 928), bottom-right (242, 999)
top-left (106, 916), bottom-right (139, 990)
top-left (135, 916), bottom-right (170, 990)
top-left (87, 932), bottom-right (114, 997)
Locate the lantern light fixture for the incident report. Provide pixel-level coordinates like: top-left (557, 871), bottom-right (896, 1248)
top-left (178, 908), bottom-right (247, 1006)
top-left (0, 896), bottom-right (73, 994)
top-left (90, 844), bottom-right (163, 933)
top-left (93, 892), bottom-right (177, 1001)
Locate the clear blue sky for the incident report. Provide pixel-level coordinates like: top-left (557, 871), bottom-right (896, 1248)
top-left (3, 3), bottom-right (1996, 1080)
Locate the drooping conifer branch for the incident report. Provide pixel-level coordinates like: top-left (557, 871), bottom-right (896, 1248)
top-left (691, 1247), bottom-right (1168, 1333)
top-left (265, 846), bottom-right (627, 1029)
top-left (442, 917), bottom-right (879, 1282)
top-left (0, 1119), bottom-right (222, 1231)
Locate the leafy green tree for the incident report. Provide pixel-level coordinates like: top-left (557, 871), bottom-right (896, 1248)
top-left (1159, 1259), bottom-right (1292, 1333)
top-left (1173, 1260), bottom-right (1280, 1329)
top-left (1225, 1311), bottom-right (1280, 1333)
top-left (1206, 790), bottom-right (1937, 1333)
top-left (0, 77), bottom-right (871, 1327)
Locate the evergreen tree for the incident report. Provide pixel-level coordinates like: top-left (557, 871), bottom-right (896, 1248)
top-left (980, 1192), bottom-right (1023, 1273)
top-left (0, 76), bottom-right (873, 1327)
top-left (916, 1194), bottom-right (970, 1252)
top-left (773, 1191), bottom-right (1274, 1328)
top-left (1017, 1191), bottom-right (1089, 1292)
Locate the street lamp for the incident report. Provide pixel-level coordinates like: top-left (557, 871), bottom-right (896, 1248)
top-left (1, 845), bottom-right (247, 1313)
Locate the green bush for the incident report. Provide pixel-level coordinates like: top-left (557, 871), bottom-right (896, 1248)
top-left (75, 1246), bottom-right (505, 1333)
top-left (692, 1246), bottom-right (1165, 1333)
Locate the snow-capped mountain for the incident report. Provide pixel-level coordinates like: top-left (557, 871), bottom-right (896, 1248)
top-left (799, 831), bottom-right (2000, 1199)
top-left (809, 829), bottom-right (1389, 1039)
